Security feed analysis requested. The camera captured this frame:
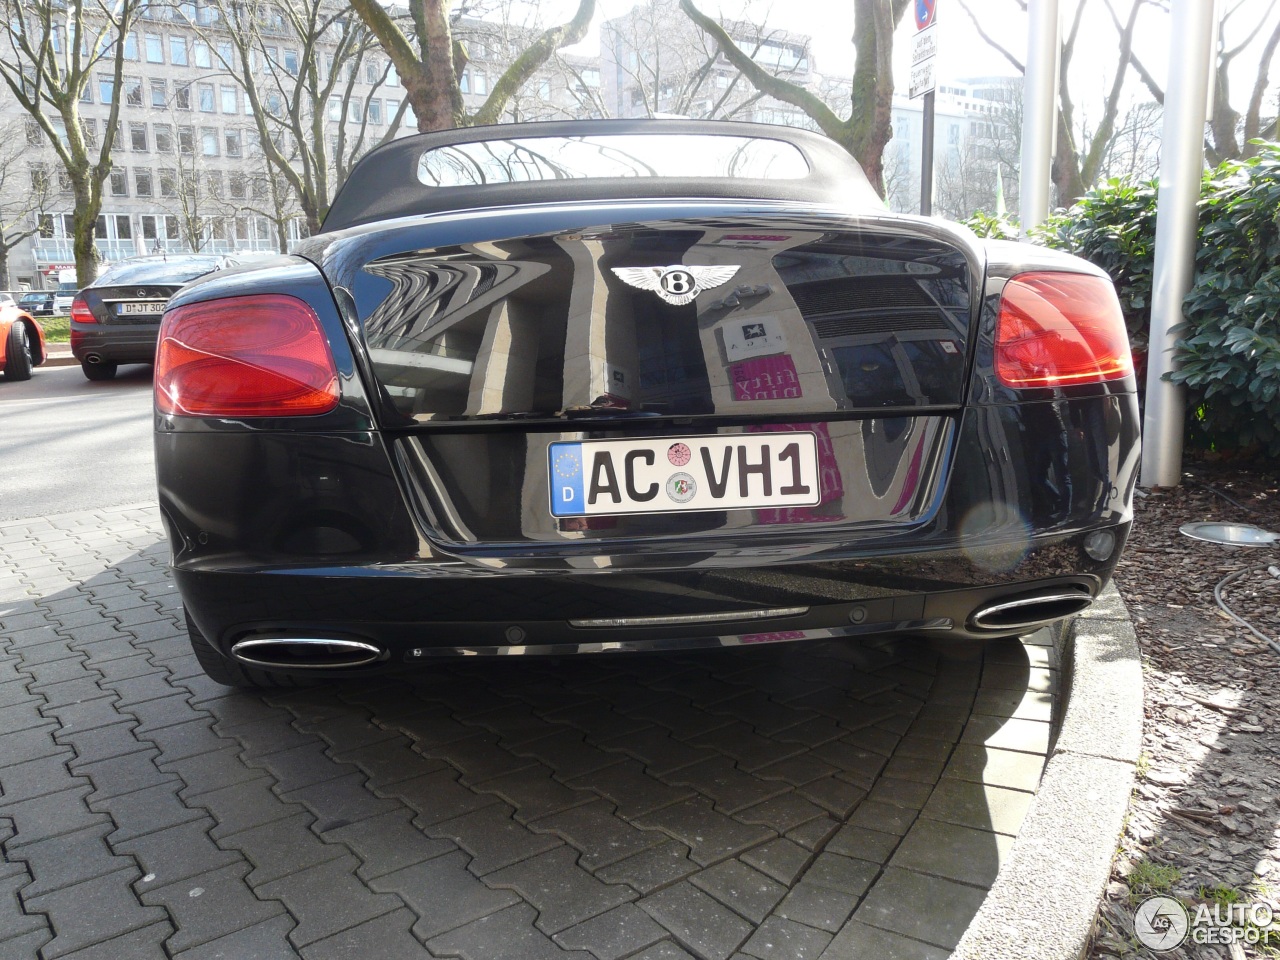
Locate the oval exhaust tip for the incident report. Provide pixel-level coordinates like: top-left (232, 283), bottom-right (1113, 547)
top-left (970, 590), bottom-right (1094, 632)
top-left (231, 637), bottom-right (383, 669)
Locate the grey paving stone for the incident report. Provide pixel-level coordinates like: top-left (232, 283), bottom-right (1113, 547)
top-left (626, 943), bottom-right (698, 960)
top-left (797, 777), bottom-right (868, 818)
top-left (473, 765), bottom-right (594, 822)
top-left (300, 908), bottom-right (428, 960)
top-left (566, 759), bottom-right (695, 819)
top-left (853, 867), bottom-right (988, 950)
top-left (842, 726), bottom-right (903, 756)
top-left (106, 671), bottom-right (185, 708)
top-left (17, 823), bottom-right (132, 897)
top-left (528, 798), bottom-right (668, 871)
top-left (57, 717), bottom-right (150, 765)
top-left (594, 727), bottom-right (716, 776)
top-left (888, 819), bottom-right (1012, 888)
top-left (844, 799), bottom-right (916, 837)
top-left (666, 756), bottom-right (790, 814)
top-left (804, 853), bottom-right (878, 898)
top-left (330, 736), bottom-right (447, 787)
top-left (636, 798), bottom-right (775, 867)
top-left (784, 816), bottom-right (841, 852)
top-left (825, 824), bottom-right (901, 865)
top-left (740, 916), bottom-right (833, 960)
top-left (171, 746), bottom-right (272, 800)
top-left (170, 915), bottom-right (299, 960)
top-left (459, 702), bottom-right (563, 747)
top-left (881, 754), bottom-right (947, 784)
top-left (595, 840), bottom-right (699, 895)
top-left (219, 713), bottom-right (318, 759)
top-left (322, 810), bottom-right (455, 881)
top-left (25, 866), bottom-right (171, 960)
top-left (959, 716), bottom-right (1051, 755)
top-left (257, 855), bottom-right (403, 948)
top-left (241, 740), bottom-right (352, 794)
top-left (552, 903), bottom-right (668, 960)
top-left (920, 779), bottom-right (1035, 837)
top-left (119, 819), bottom-right (244, 891)
top-left (23, 655), bottom-right (92, 689)
top-left (5, 785), bottom-right (112, 850)
top-left (127, 694), bottom-right (210, 735)
top-left (0, 753), bottom-right (84, 803)
top-left (775, 881), bottom-right (857, 932)
top-left (41, 695), bottom-right (134, 736)
top-left (487, 846), bottom-right (636, 933)
top-left (506, 730), bottom-right (623, 780)
top-left (818, 920), bottom-right (950, 960)
top-left (429, 803), bottom-right (563, 875)
top-left (866, 777), bottom-right (934, 811)
top-left (941, 744), bottom-right (1047, 792)
top-left (0, 862), bottom-right (48, 941)
top-left (281, 770), bottom-right (402, 830)
top-left (304, 712), bottom-right (400, 754)
top-left (142, 862), bottom-right (286, 955)
top-left (0, 931), bottom-right (52, 960)
top-left (811, 740), bottom-right (893, 783)
top-left (688, 721), bottom-right (807, 773)
top-left (221, 811), bottom-right (347, 886)
top-left (381, 768), bottom-right (501, 828)
top-left (139, 717), bottom-right (227, 763)
top-left (98, 782), bottom-right (208, 844)
top-left (753, 754), bottom-right (840, 787)
top-left (200, 776), bottom-right (299, 841)
top-left (740, 837), bottom-right (812, 886)
top-left (372, 851), bottom-right (521, 941)
top-left (690, 859), bottom-right (786, 924)
top-left (201, 695), bottom-right (287, 730)
top-left (971, 688), bottom-right (1054, 722)
top-left (892, 737), bottom-right (958, 763)
top-left (79, 749), bottom-right (178, 802)
top-left (640, 882), bottom-right (753, 960)
top-left (428, 903), bottom-right (593, 960)
top-left (74, 634), bottom-right (154, 664)
top-left (50, 923), bottom-right (173, 960)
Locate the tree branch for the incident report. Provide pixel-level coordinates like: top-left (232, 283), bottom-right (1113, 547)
top-left (955, 0), bottom-right (1025, 72)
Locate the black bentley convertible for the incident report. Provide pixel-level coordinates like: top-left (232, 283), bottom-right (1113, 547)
top-left (153, 120), bottom-right (1139, 687)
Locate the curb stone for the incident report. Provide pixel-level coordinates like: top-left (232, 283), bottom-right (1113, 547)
top-left (950, 582), bottom-right (1142, 960)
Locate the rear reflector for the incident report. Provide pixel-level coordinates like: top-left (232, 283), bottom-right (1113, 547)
top-left (70, 297), bottom-right (95, 324)
top-left (155, 294), bottom-right (339, 417)
top-left (995, 272), bottom-right (1133, 388)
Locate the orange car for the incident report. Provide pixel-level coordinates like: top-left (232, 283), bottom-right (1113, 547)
top-left (1, 303), bottom-right (46, 381)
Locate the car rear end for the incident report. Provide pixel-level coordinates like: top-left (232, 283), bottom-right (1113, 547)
top-left (153, 122), bottom-right (1139, 681)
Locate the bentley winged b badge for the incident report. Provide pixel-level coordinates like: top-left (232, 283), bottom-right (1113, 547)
top-left (611, 265), bottom-right (740, 306)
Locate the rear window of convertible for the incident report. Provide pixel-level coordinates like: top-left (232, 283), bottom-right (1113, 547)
top-left (416, 134), bottom-right (810, 187)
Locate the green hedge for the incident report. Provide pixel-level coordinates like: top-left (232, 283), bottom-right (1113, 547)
top-left (963, 146), bottom-right (1280, 459)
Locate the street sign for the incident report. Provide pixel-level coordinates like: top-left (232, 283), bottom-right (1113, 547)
top-left (910, 58), bottom-right (936, 99)
top-left (911, 24), bottom-right (937, 65)
top-left (914, 0), bottom-right (937, 30)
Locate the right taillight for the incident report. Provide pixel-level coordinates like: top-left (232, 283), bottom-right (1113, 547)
top-left (70, 297), bottom-right (95, 323)
top-left (994, 272), bottom-right (1133, 388)
top-left (155, 294), bottom-right (339, 417)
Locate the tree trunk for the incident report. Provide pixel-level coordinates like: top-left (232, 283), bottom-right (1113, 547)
top-left (72, 185), bottom-right (99, 287)
top-left (0, 246), bottom-right (9, 289)
top-left (276, 221), bottom-right (289, 254)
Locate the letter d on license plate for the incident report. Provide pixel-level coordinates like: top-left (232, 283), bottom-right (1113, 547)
top-left (548, 433), bottom-right (821, 518)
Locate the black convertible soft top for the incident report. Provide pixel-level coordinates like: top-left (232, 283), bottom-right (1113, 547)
top-left (321, 119), bottom-right (881, 233)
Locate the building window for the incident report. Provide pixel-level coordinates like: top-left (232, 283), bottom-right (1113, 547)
top-left (145, 33), bottom-right (163, 62)
top-left (29, 165), bottom-right (49, 193)
top-left (367, 98), bottom-right (382, 124)
top-left (198, 83), bottom-right (214, 112)
top-left (220, 85), bottom-right (237, 113)
top-left (473, 73), bottom-right (487, 96)
top-left (80, 81), bottom-right (93, 104)
top-left (165, 215), bottom-right (179, 241)
top-left (200, 127), bottom-right (218, 156)
top-left (81, 118), bottom-right (97, 147)
top-left (135, 169), bottom-right (153, 197)
top-left (347, 98), bottom-right (363, 122)
top-left (327, 96), bottom-right (342, 122)
top-left (193, 40), bottom-right (210, 68)
top-left (365, 60), bottom-right (379, 84)
top-left (224, 129), bottom-right (241, 157)
top-left (130, 123), bottom-right (147, 151)
top-left (154, 123), bottom-right (173, 153)
top-left (386, 62), bottom-right (399, 87)
top-left (265, 92), bottom-right (283, 117)
top-left (206, 173), bottom-right (223, 198)
top-left (170, 35), bottom-right (189, 66)
top-left (124, 77), bottom-right (143, 107)
top-left (110, 170), bottom-right (128, 196)
top-left (229, 175), bottom-right (247, 199)
top-left (949, 124), bottom-right (960, 145)
top-left (178, 126), bottom-right (194, 155)
top-left (539, 79), bottom-right (551, 99)
top-left (150, 78), bottom-right (166, 108)
top-left (140, 214), bottom-right (159, 240)
top-left (160, 168), bottom-right (177, 197)
top-left (459, 72), bottom-right (469, 95)
top-left (123, 32), bottom-right (138, 59)
top-left (217, 41), bottom-right (233, 68)
top-left (115, 215), bottom-right (132, 240)
top-left (283, 49), bottom-right (299, 76)
top-left (175, 83), bottom-right (191, 110)
top-left (111, 124), bottom-right (123, 150)
top-left (99, 75), bottom-right (115, 103)
top-left (385, 98), bottom-right (399, 122)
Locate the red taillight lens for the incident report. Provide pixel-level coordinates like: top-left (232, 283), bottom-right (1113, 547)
top-left (155, 294), bottom-right (339, 417)
top-left (995, 272), bottom-right (1134, 388)
top-left (70, 297), bottom-right (95, 323)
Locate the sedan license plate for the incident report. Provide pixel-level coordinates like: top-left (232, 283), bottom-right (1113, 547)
top-left (549, 433), bottom-right (821, 518)
top-left (118, 302), bottom-right (162, 316)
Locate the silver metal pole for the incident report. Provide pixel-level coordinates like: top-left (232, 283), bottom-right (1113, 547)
top-left (1141, 1), bottom-right (1215, 488)
top-left (1020, 0), bottom-right (1059, 231)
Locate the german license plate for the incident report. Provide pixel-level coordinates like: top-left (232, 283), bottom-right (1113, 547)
top-left (549, 433), bottom-right (821, 518)
top-left (118, 302), bottom-right (162, 316)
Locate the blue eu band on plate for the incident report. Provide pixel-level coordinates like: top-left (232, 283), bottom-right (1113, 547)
top-left (549, 434), bottom-right (822, 518)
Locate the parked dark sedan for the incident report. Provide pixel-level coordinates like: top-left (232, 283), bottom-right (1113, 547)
top-left (154, 120), bottom-right (1140, 688)
top-left (72, 254), bottom-right (234, 380)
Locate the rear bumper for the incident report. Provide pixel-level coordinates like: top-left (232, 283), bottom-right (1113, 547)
top-left (71, 322), bottom-right (160, 364)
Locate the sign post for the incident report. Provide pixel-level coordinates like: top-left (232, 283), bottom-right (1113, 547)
top-left (910, 0), bottom-right (938, 216)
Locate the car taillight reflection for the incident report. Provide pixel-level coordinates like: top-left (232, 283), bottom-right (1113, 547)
top-left (70, 297), bottom-right (95, 324)
top-left (994, 272), bottom-right (1134, 388)
top-left (155, 294), bottom-right (339, 417)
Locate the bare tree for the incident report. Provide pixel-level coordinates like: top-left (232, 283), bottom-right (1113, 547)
top-left (347, 0), bottom-right (594, 132)
top-left (0, 123), bottom-right (54, 287)
top-left (0, 0), bottom-right (138, 285)
top-left (681, 0), bottom-right (911, 195)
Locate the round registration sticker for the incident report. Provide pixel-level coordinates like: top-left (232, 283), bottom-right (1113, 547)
top-left (665, 472), bottom-right (697, 503)
top-left (667, 442), bottom-right (691, 466)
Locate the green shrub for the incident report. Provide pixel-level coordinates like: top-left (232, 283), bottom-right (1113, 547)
top-left (961, 210), bottom-right (1019, 240)
top-left (1169, 146), bottom-right (1280, 457)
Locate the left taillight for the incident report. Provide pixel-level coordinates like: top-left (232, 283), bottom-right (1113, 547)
top-left (70, 297), bottom-right (95, 323)
top-left (155, 294), bottom-right (340, 417)
top-left (994, 272), bottom-right (1134, 388)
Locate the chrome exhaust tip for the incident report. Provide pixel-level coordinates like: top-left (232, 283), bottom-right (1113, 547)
top-left (230, 636), bottom-right (383, 669)
top-left (969, 589), bottom-right (1094, 632)
top-left (84, 353), bottom-right (103, 364)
